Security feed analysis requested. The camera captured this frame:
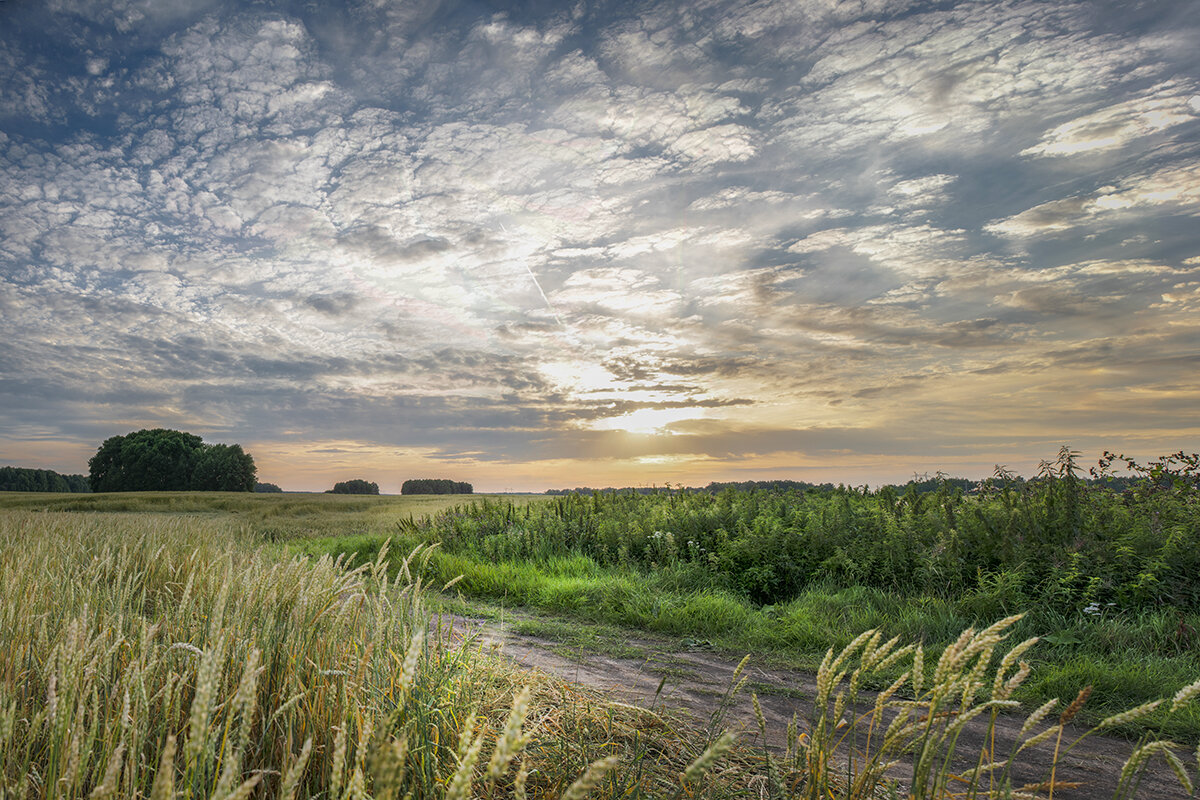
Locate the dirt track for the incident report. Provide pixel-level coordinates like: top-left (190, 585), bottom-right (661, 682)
top-left (443, 612), bottom-right (1187, 800)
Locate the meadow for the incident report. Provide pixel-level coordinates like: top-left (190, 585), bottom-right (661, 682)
top-left (2, 477), bottom-right (1199, 798)
top-left (306, 452), bottom-right (1200, 742)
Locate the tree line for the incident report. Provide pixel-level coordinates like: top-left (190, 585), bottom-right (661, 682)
top-left (0, 466), bottom-right (91, 493)
top-left (12, 427), bottom-right (475, 496)
top-left (328, 479), bottom-right (379, 495)
top-left (401, 479), bottom-right (472, 495)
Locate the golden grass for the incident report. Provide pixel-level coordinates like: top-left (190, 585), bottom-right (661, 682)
top-left (0, 510), bottom-right (720, 799)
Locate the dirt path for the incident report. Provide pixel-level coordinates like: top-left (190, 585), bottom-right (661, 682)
top-left (441, 611), bottom-right (1187, 800)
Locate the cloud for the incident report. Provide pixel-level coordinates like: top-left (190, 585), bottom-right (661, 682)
top-left (1021, 79), bottom-right (1200, 157)
top-left (1, 0), bottom-right (1198, 488)
top-left (985, 162), bottom-right (1200, 238)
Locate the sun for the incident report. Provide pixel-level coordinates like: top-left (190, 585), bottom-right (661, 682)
top-left (591, 406), bottom-right (704, 435)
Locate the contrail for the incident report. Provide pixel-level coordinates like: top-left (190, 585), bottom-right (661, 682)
top-left (502, 222), bottom-right (564, 327)
top-left (523, 262), bottom-right (564, 327)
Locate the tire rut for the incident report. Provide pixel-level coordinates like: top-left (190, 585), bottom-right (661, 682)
top-left (440, 612), bottom-right (1186, 799)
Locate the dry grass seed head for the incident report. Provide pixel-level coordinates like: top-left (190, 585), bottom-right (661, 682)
top-left (1018, 723), bottom-right (1063, 754)
top-left (1164, 746), bottom-right (1194, 795)
top-left (933, 625), bottom-right (976, 687)
top-left (445, 726), bottom-right (485, 800)
top-left (1119, 740), bottom-right (1175, 787)
top-left (1170, 677), bottom-right (1200, 712)
top-left (992, 636), bottom-right (1039, 700)
top-left (278, 738), bottom-right (313, 800)
top-left (487, 685), bottom-right (533, 782)
top-left (1019, 698), bottom-right (1059, 738)
top-left (1059, 686), bottom-right (1092, 724)
top-left (148, 734), bottom-right (177, 800)
top-left (1098, 699), bottom-right (1163, 729)
top-left (559, 755), bottom-right (620, 800)
top-left (682, 730), bottom-right (735, 784)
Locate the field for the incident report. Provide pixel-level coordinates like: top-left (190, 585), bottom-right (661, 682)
top-left (2, 481), bottom-right (1199, 798)
top-left (0, 491), bottom-right (521, 542)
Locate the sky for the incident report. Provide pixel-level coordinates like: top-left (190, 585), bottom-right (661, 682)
top-left (1, 0), bottom-right (1198, 493)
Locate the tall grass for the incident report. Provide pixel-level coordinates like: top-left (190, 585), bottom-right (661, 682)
top-left (0, 511), bottom-right (625, 798)
top-left (758, 615), bottom-right (1200, 799)
top-left (397, 452), bottom-right (1200, 614)
top-left (0, 491), bottom-right (527, 543)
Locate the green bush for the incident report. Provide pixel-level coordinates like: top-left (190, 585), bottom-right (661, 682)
top-left (405, 449), bottom-right (1200, 619)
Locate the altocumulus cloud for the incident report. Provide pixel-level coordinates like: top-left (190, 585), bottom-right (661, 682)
top-left (1, 0), bottom-right (1198, 490)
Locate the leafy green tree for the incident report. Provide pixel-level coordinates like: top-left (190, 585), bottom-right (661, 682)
top-left (89, 429), bottom-right (203, 491)
top-left (329, 479), bottom-right (379, 495)
top-left (63, 473), bottom-right (91, 492)
top-left (192, 444), bottom-right (257, 492)
top-left (87, 429), bottom-right (256, 492)
top-left (255, 482), bottom-right (283, 493)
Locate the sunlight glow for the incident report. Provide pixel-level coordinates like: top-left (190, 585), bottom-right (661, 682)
top-left (591, 406), bottom-right (706, 435)
top-left (538, 361), bottom-right (618, 394)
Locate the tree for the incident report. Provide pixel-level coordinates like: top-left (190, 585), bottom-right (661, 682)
top-left (192, 444), bottom-right (257, 492)
top-left (63, 473), bottom-right (91, 492)
top-left (329, 479), bottom-right (379, 495)
top-left (400, 478), bottom-right (473, 495)
top-left (87, 429), bottom-right (256, 492)
top-left (255, 482), bottom-right (283, 493)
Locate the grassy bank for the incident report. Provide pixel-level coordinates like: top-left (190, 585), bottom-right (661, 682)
top-left (306, 534), bottom-right (1200, 741)
top-left (302, 456), bottom-right (1200, 741)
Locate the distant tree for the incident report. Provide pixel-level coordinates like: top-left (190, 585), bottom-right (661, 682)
top-left (401, 478), bottom-right (472, 495)
top-left (704, 479), bottom-right (817, 493)
top-left (0, 466), bottom-right (91, 493)
top-left (255, 482), bottom-right (283, 493)
top-left (87, 429), bottom-right (256, 492)
top-left (329, 479), bottom-right (379, 495)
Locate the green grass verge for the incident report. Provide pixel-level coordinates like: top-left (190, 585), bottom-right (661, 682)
top-left (305, 532), bottom-right (1200, 741)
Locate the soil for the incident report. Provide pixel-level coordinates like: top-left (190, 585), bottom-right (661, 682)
top-left (441, 611), bottom-right (1188, 800)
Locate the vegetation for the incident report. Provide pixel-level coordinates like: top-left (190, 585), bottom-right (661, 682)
top-left (0, 491), bottom-right (501, 545)
top-left (88, 429), bottom-right (256, 492)
top-left (254, 482), bottom-right (283, 493)
top-left (400, 448), bottom-right (1200, 613)
top-left (403, 479), bottom-right (473, 495)
top-left (329, 478), bottom-right (381, 495)
top-left (0, 465), bottom-right (90, 493)
top-left (316, 449), bottom-right (1200, 738)
top-left (755, 615), bottom-right (1200, 799)
top-left (2, 498), bottom-right (1198, 798)
top-left (0, 510), bottom-right (676, 799)
top-left (3, 480), bottom-right (1199, 798)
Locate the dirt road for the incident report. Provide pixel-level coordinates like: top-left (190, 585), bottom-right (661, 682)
top-left (443, 612), bottom-right (1188, 800)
